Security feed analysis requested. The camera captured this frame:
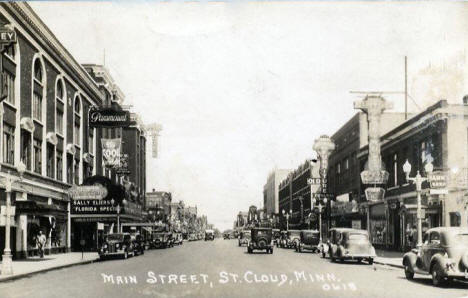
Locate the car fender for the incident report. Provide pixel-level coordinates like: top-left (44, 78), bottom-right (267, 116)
top-left (330, 244), bottom-right (337, 257)
top-left (429, 254), bottom-right (448, 274)
top-left (402, 252), bottom-right (418, 271)
top-left (336, 245), bottom-right (344, 257)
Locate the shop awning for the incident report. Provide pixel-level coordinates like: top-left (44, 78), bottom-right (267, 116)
top-left (399, 204), bottom-right (439, 215)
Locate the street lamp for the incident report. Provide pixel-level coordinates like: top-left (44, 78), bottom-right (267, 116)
top-left (1, 161), bottom-right (27, 276)
top-left (402, 159), bottom-right (433, 248)
top-left (314, 196), bottom-right (328, 244)
top-left (111, 199), bottom-right (127, 233)
top-left (282, 209), bottom-right (292, 231)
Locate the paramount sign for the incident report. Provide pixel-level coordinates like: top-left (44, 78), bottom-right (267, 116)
top-left (68, 185), bottom-right (108, 200)
top-left (88, 108), bottom-right (130, 128)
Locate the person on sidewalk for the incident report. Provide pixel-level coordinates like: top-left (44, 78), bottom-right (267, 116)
top-left (37, 230), bottom-right (47, 258)
top-left (410, 225), bottom-right (417, 248)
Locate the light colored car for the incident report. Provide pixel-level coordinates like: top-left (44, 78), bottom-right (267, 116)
top-left (403, 227), bottom-right (468, 286)
top-left (327, 228), bottom-right (376, 264)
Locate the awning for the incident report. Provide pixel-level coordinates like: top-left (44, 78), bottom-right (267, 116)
top-left (399, 204), bottom-right (439, 215)
top-left (16, 200), bottom-right (66, 215)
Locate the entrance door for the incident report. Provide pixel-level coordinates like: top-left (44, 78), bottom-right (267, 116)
top-left (392, 209), bottom-right (401, 251)
top-left (72, 222), bottom-right (97, 252)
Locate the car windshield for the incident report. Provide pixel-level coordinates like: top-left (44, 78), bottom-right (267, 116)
top-left (348, 233), bottom-right (368, 241)
top-left (106, 234), bottom-right (123, 241)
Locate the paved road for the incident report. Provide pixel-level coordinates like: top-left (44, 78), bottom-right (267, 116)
top-left (1, 239), bottom-right (467, 298)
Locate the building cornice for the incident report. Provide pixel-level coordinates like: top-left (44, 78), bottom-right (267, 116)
top-left (3, 3), bottom-right (103, 105)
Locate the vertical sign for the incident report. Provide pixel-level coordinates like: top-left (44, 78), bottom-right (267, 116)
top-left (102, 138), bottom-right (121, 167)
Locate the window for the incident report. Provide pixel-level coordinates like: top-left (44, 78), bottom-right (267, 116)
top-left (56, 151), bottom-right (63, 181)
top-left (4, 44), bottom-right (15, 60)
top-left (2, 70), bottom-right (15, 105)
top-left (450, 212), bottom-right (461, 227)
top-left (33, 92), bottom-right (42, 121)
top-left (74, 123), bottom-right (80, 145)
top-left (33, 59), bottom-right (42, 82)
top-left (33, 139), bottom-right (42, 174)
top-left (345, 158), bottom-right (349, 170)
top-left (67, 154), bottom-right (73, 184)
top-left (46, 143), bottom-right (54, 178)
top-left (56, 110), bottom-right (64, 134)
top-left (2, 123), bottom-right (14, 165)
top-left (74, 160), bottom-right (79, 185)
top-left (21, 130), bottom-right (31, 170)
top-left (88, 131), bottom-right (94, 154)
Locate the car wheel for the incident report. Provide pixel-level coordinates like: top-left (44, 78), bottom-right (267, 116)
top-left (404, 263), bottom-right (414, 280)
top-left (247, 248), bottom-right (252, 254)
top-left (340, 258), bottom-right (344, 263)
top-left (431, 263), bottom-right (447, 287)
top-left (357, 258), bottom-right (362, 264)
top-left (298, 246), bottom-right (302, 253)
top-left (100, 256), bottom-right (106, 261)
top-left (238, 242), bottom-right (241, 247)
top-left (271, 248), bottom-right (274, 254)
top-left (368, 258), bottom-right (374, 265)
top-left (331, 257), bottom-right (336, 262)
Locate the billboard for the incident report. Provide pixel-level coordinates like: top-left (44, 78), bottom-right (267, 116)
top-left (102, 138), bottom-right (121, 168)
top-left (88, 107), bottom-right (130, 128)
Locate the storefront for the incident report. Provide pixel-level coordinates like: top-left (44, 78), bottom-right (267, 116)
top-left (368, 202), bottom-right (386, 247)
top-left (70, 175), bottom-right (143, 252)
top-left (329, 200), bottom-right (361, 229)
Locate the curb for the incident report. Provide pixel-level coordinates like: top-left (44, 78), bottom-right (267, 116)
top-left (0, 258), bottom-right (99, 283)
top-left (374, 260), bottom-right (403, 269)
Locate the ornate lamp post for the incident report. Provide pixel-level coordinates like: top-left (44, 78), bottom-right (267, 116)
top-left (1, 161), bottom-right (27, 276)
top-left (314, 197), bottom-right (328, 243)
top-left (402, 160), bottom-right (433, 248)
top-left (111, 198), bottom-right (127, 233)
top-left (282, 209), bottom-right (292, 231)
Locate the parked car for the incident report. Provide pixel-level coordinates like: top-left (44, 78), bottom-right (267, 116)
top-left (327, 228), bottom-right (375, 264)
top-left (131, 234), bottom-right (145, 256)
top-left (272, 229), bottom-right (281, 246)
top-left (189, 233), bottom-right (197, 241)
top-left (174, 233), bottom-right (183, 245)
top-left (166, 232), bottom-right (175, 247)
top-left (286, 230), bottom-right (301, 249)
top-left (238, 229), bottom-right (251, 247)
top-left (402, 227), bottom-right (468, 286)
top-left (279, 231), bottom-right (288, 248)
top-left (152, 232), bottom-right (169, 248)
top-left (205, 229), bottom-right (215, 241)
top-left (247, 228), bottom-right (273, 254)
top-left (297, 230), bottom-right (321, 253)
top-left (99, 233), bottom-right (135, 260)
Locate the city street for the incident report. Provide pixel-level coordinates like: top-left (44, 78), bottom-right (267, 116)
top-left (1, 239), bottom-right (467, 298)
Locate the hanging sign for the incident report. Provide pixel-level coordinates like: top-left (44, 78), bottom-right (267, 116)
top-left (88, 108), bottom-right (130, 128)
top-left (68, 185), bottom-right (108, 200)
top-left (102, 138), bottom-right (121, 167)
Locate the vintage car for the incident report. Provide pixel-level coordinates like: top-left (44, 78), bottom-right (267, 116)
top-left (152, 232), bottom-right (169, 248)
top-left (188, 233), bottom-right (197, 241)
top-left (403, 227), bottom-right (468, 286)
top-left (297, 230), bottom-right (321, 253)
top-left (130, 234), bottom-right (145, 256)
top-left (174, 233), bottom-right (183, 245)
top-left (166, 232), bottom-right (175, 247)
top-left (99, 233), bottom-right (135, 260)
top-left (238, 229), bottom-right (251, 247)
top-left (279, 231), bottom-right (288, 248)
top-left (205, 229), bottom-right (215, 241)
top-left (247, 228), bottom-right (273, 254)
top-left (272, 229), bottom-right (281, 246)
top-left (327, 228), bottom-right (375, 264)
top-left (286, 230), bottom-right (301, 249)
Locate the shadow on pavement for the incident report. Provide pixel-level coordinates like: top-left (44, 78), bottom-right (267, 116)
top-left (14, 258), bottom-right (54, 262)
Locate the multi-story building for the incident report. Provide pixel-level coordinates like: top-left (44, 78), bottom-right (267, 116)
top-left (356, 99), bottom-right (468, 251)
top-left (145, 190), bottom-right (171, 222)
top-left (263, 169), bottom-right (290, 216)
top-left (278, 160), bottom-right (320, 229)
top-left (327, 112), bottom-right (407, 230)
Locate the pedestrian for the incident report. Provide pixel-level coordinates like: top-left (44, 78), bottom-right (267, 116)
top-left (37, 230), bottom-right (47, 258)
top-left (410, 225), bottom-right (417, 248)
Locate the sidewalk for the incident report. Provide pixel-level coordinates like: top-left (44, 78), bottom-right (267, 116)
top-left (0, 252), bottom-right (99, 282)
top-left (374, 249), bottom-right (404, 269)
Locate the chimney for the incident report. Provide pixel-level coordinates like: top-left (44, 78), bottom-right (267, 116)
top-left (152, 188), bottom-right (155, 192)
top-left (463, 95), bottom-right (468, 105)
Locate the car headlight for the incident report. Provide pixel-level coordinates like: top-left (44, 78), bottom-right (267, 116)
top-left (103, 244), bottom-right (108, 249)
top-left (116, 243), bottom-right (120, 249)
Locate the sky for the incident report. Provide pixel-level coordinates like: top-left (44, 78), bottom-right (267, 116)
top-left (29, 1), bottom-right (468, 231)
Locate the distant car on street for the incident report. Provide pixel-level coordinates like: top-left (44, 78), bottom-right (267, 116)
top-left (297, 230), bottom-right (320, 253)
top-left (205, 229), bottom-right (215, 241)
top-left (188, 233), bottom-right (197, 241)
top-left (131, 234), bottom-right (145, 256)
top-left (247, 228), bottom-right (273, 254)
top-left (152, 232), bottom-right (169, 248)
top-left (326, 228), bottom-right (375, 264)
top-left (238, 229), bottom-right (251, 247)
top-left (403, 227), bottom-right (468, 287)
top-left (99, 233), bottom-right (135, 260)
top-left (286, 230), bottom-right (301, 249)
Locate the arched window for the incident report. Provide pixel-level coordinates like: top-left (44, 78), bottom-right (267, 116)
top-left (73, 95), bottom-right (81, 146)
top-left (32, 58), bottom-right (44, 121)
top-left (55, 79), bottom-right (65, 135)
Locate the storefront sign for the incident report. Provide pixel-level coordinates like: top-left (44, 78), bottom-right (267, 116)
top-left (330, 200), bottom-right (358, 216)
top-left (122, 201), bottom-right (142, 217)
top-left (115, 153), bottom-right (130, 175)
top-left (71, 199), bottom-right (116, 214)
top-left (365, 187), bottom-right (385, 202)
top-left (102, 138), bottom-right (121, 167)
top-left (68, 185), bottom-right (108, 200)
top-left (88, 108), bottom-right (130, 128)
top-left (0, 27), bottom-right (16, 52)
top-left (428, 171), bottom-right (447, 189)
